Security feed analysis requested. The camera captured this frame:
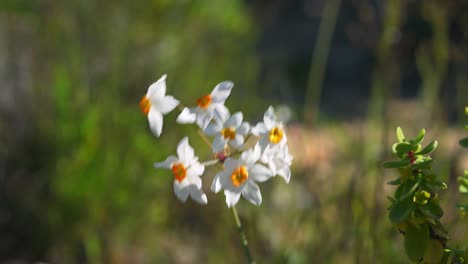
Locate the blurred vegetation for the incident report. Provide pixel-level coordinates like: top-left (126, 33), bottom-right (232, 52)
top-left (0, 0), bottom-right (468, 263)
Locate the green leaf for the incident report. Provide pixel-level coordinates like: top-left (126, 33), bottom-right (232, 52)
top-left (397, 127), bottom-right (405, 142)
top-left (383, 159), bottom-right (410, 169)
top-left (422, 239), bottom-right (444, 264)
top-left (413, 129), bottom-right (425, 144)
top-left (395, 180), bottom-right (420, 201)
top-left (411, 159), bottom-right (433, 170)
top-left (387, 178), bottom-right (401, 185)
top-left (416, 140), bottom-right (438, 155)
top-left (419, 200), bottom-right (444, 219)
top-left (459, 138), bottom-right (468, 148)
top-left (395, 142), bottom-right (416, 154)
top-left (458, 176), bottom-right (468, 193)
top-left (389, 198), bottom-right (415, 223)
top-left (404, 223), bottom-right (429, 262)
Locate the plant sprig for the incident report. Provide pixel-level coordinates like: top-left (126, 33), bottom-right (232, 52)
top-left (383, 127), bottom-right (465, 263)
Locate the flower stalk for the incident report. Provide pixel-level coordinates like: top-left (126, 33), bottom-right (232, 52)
top-left (231, 205), bottom-right (255, 264)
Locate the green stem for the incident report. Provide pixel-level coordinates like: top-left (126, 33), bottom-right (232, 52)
top-left (231, 206), bottom-right (255, 264)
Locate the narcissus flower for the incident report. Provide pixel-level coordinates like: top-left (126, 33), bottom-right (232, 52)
top-left (211, 144), bottom-right (273, 207)
top-left (252, 106), bottom-right (287, 150)
top-left (260, 144), bottom-right (293, 183)
top-left (140, 75), bottom-right (180, 137)
top-left (176, 81), bottom-right (233, 129)
top-left (203, 112), bottom-right (250, 153)
top-left (154, 137), bottom-right (207, 204)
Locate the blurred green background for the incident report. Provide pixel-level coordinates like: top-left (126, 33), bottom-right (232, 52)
top-left (1, 0), bottom-right (468, 263)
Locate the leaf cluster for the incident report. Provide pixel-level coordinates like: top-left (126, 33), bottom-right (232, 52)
top-left (383, 127), bottom-right (459, 263)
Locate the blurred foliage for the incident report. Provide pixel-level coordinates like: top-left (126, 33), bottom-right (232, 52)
top-left (1, 0), bottom-right (468, 263)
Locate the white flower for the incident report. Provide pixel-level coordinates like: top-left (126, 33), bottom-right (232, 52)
top-left (154, 137), bottom-right (207, 205)
top-left (203, 112), bottom-right (250, 153)
top-left (176, 81), bottom-right (233, 129)
top-left (140, 75), bottom-right (180, 137)
top-left (211, 144), bottom-right (273, 207)
top-left (261, 144), bottom-right (293, 183)
top-left (252, 106), bottom-right (287, 150)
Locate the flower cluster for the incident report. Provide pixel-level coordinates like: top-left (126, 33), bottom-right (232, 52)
top-left (141, 75), bottom-right (293, 207)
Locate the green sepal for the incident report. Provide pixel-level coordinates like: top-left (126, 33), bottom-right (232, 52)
top-left (416, 140), bottom-right (438, 155)
top-left (404, 223), bottom-right (430, 262)
top-left (396, 126), bottom-right (405, 143)
top-left (389, 197), bottom-right (415, 223)
top-left (383, 159), bottom-right (410, 169)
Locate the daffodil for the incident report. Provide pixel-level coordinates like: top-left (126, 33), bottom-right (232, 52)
top-left (252, 106), bottom-right (287, 150)
top-left (154, 137), bottom-right (207, 204)
top-left (140, 75), bottom-right (180, 137)
top-left (211, 144), bottom-right (273, 207)
top-left (260, 143), bottom-right (293, 183)
top-left (176, 81), bottom-right (233, 129)
top-left (203, 112), bottom-right (250, 153)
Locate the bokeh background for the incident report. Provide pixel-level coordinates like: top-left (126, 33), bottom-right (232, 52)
top-left (1, 0), bottom-right (468, 263)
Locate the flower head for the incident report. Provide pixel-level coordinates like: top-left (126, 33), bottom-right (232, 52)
top-left (252, 106), bottom-right (287, 150)
top-left (203, 112), bottom-right (250, 153)
top-left (260, 143), bottom-right (293, 183)
top-left (140, 75), bottom-right (180, 137)
top-left (211, 144), bottom-right (273, 207)
top-left (154, 137), bottom-right (207, 204)
top-left (176, 81), bottom-right (233, 129)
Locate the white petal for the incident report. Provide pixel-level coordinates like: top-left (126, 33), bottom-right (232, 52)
top-left (277, 167), bottom-right (291, 183)
top-left (177, 137), bottom-right (195, 164)
top-left (211, 81), bottom-right (233, 103)
top-left (147, 74), bottom-right (167, 98)
top-left (263, 106), bottom-right (276, 129)
top-left (204, 122), bottom-right (223, 136)
top-left (189, 185), bottom-right (208, 205)
top-left (188, 174), bottom-right (203, 189)
top-left (226, 112), bottom-right (243, 128)
top-left (250, 164), bottom-right (273, 182)
top-left (230, 134), bottom-right (244, 149)
top-left (148, 109), bottom-right (163, 137)
top-left (154, 156), bottom-right (178, 169)
top-left (213, 105), bottom-right (230, 124)
top-left (173, 181), bottom-right (189, 202)
top-left (211, 174), bottom-right (222, 193)
top-left (153, 95), bottom-right (179, 114)
top-left (237, 122), bottom-right (250, 135)
top-left (212, 136), bottom-right (227, 153)
top-left (251, 122), bottom-right (267, 136)
top-left (176, 107), bottom-right (197, 124)
top-left (196, 111), bottom-right (213, 130)
top-left (241, 181), bottom-right (262, 206)
top-left (241, 143), bottom-right (261, 165)
top-left (224, 190), bottom-right (241, 208)
top-left (187, 163), bottom-right (205, 179)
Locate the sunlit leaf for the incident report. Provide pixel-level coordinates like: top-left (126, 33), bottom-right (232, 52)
top-left (416, 141), bottom-right (438, 155)
top-left (396, 127), bottom-right (405, 143)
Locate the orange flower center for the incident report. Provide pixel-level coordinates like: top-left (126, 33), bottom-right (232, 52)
top-left (231, 166), bottom-right (248, 187)
top-left (269, 127), bottom-right (284, 144)
top-left (221, 127), bottom-right (236, 140)
top-left (196, 94), bottom-right (212, 109)
top-left (171, 163), bottom-right (187, 182)
top-left (139, 95), bottom-right (151, 115)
